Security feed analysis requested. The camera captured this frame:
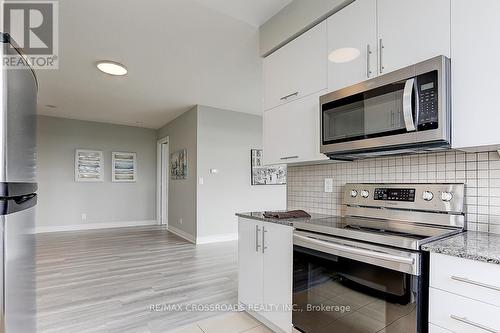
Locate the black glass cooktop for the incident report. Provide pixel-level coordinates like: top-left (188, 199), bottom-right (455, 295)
top-left (291, 216), bottom-right (456, 250)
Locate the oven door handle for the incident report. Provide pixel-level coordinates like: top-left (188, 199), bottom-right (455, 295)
top-left (402, 78), bottom-right (417, 132)
top-left (294, 234), bottom-right (415, 266)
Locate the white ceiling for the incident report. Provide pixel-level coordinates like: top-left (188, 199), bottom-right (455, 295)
top-left (193, 0), bottom-right (292, 27)
top-left (36, 0), bottom-right (291, 128)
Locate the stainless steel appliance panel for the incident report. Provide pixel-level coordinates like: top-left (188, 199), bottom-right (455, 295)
top-left (293, 241), bottom-right (426, 333)
top-left (0, 39), bottom-right (38, 183)
top-left (320, 56), bottom-right (450, 158)
top-left (343, 183), bottom-right (465, 214)
top-left (1, 206), bottom-right (36, 333)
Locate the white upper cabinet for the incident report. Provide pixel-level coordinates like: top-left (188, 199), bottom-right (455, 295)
top-left (263, 90), bottom-right (328, 165)
top-left (263, 21), bottom-right (327, 111)
top-left (327, 0), bottom-right (378, 92)
top-left (377, 0), bottom-right (451, 74)
top-left (451, 0), bottom-right (500, 150)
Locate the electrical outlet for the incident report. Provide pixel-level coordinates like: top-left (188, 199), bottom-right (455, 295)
top-left (81, 213), bottom-right (87, 221)
top-left (179, 218), bottom-right (183, 224)
top-left (324, 178), bottom-right (334, 193)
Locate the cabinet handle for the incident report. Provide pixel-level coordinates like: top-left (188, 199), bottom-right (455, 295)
top-left (450, 315), bottom-right (499, 333)
top-left (366, 44), bottom-right (372, 78)
top-left (450, 275), bottom-right (500, 292)
top-left (262, 227), bottom-right (268, 253)
top-left (255, 225), bottom-right (261, 252)
top-left (280, 91), bottom-right (299, 101)
top-left (379, 38), bottom-right (384, 74)
top-left (280, 155), bottom-right (299, 160)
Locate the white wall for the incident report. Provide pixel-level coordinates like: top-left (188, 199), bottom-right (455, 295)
top-left (259, 0), bottom-right (352, 56)
top-left (157, 107), bottom-right (198, 240)
top-left (36, 116), bottom-right (157, 232)
top-left (196, 106), bottom-right (286, 242)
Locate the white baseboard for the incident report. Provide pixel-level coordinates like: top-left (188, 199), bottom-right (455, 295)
top-left (36, 220), bottom-right (158, 233)
top-left (196, 233), bottom-right (238, 244)
top-left (167, 225), bottom-right (196, 243)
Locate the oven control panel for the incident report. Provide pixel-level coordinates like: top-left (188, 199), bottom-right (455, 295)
top-left (374, 188), bottom-right (415, 202)
top-left (343, 183), bottom-right (465, 214)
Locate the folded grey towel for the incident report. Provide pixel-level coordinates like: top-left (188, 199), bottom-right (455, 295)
top-left (263, 210), bottom-right (311, 219)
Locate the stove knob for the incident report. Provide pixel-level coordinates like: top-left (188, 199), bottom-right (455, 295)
top-left (422, 191), bottom-right (434, 201)
top-left (441, 191), bottom-right (453, 202)
top-left (350, 190), bottom-right (358, 198)
top-left (361, 190), bottom-right (370, 198)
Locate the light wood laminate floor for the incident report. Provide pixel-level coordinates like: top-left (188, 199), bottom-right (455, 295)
top-left (36, 226), bottom-right (238, 333)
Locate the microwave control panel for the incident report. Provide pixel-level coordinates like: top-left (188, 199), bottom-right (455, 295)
top-left (417, 70), bottom-right (439, 131)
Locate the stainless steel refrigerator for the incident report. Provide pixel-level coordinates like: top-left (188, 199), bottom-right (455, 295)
top-left (0, 33), bottom-right (38, 333)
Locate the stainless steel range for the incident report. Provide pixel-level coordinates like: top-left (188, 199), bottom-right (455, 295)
top-left (292, 183), bottom-right (465, 333)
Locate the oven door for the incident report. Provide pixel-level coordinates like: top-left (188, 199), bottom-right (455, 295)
top-left (293, 231), bottom-right (427, 333)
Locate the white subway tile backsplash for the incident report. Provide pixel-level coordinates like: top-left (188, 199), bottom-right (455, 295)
top-left (288, 150), bottom-right (500, 234)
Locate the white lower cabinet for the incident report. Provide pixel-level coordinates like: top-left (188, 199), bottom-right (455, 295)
top-left (263, 90), bottom-right (328, 165)
top-left (429, 253), bottom-right (500, 332)
top-left (238, 218), bottom-right (293, 333)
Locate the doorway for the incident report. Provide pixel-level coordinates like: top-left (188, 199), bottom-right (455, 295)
top-left (157, 137), bottom-right (169, 226)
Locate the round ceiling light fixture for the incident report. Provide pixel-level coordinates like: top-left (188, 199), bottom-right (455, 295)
top-left (328, 47), bottom-right (361, 63)
top-left (96, 61), bottom-right (128, 76)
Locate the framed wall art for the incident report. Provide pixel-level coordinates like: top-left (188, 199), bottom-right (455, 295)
top-left (251, 149), bottom-right (286, 185)
top-left (170, 149), bottom-right (188, 180)
top-left (112, 152), bottom-right (137, 182)
top-left (75, 149), bottom-right (104, 182)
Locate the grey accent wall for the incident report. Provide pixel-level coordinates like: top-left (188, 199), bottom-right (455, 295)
top-left (196, 106), bottom-right (286, 240)
top-left (36, 116), bottom-right (157, 229)
top-left (157, 107), bottom-right (198, 239)
top-left (259, 0), bottom-right (352, 56)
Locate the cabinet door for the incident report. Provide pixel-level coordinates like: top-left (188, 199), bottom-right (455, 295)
top-left (263, 21), bottom-right (327, 110)
top-left (238, 219), bottom-right (263, 307)
top-left (451, 0), bottom-right (500, 149)
top-left (263, 90), bottom-right (328, 165)
top-left (377, 0), bottom-right (450, 74)
top-left (327, 0), bottom-right (377, 91)
top-left (262, 223), bottom-right (293, 333)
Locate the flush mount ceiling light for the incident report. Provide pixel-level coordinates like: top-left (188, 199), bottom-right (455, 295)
top-left (96, 61), bottom-right (128, 76)
top-left (328, 47), bottom-right (361, 63)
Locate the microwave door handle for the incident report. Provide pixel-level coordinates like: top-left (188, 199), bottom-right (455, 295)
top-left (402, 78), bottom-right (417, 132)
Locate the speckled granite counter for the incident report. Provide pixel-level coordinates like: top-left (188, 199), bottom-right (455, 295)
top-left (236, 212), bottom-right (335, 227)
top-left (422, 231), bottom-right (500, 265)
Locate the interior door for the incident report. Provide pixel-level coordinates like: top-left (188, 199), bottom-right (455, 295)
top-left (377, 0), bottom-right (451, 74)
top-left (327, 0), bottom-right (378, 91)
top-left (238, 219), bottom-right (263, 307)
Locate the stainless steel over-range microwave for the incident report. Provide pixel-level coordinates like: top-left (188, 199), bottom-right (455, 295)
top-left (320, 56), bottom-right (451, 160)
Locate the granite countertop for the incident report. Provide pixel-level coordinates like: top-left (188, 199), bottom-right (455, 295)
top-left (236, 212), bottom-right (335, 227)
top-left (422, 231), bottom-right (500, 265)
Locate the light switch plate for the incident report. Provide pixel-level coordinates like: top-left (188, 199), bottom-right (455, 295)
top-left (324, 178), bottom-right (333, 193)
